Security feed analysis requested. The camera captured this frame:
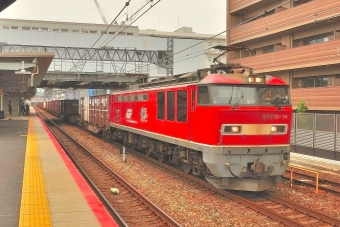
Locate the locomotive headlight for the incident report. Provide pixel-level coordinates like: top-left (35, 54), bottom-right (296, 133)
top-left (271, 126), bottom-right (278, 132)
top-left (270, 125), bottom-right (286, 134)
top-left (223, 125), bottom-right (242, 134)
top-left (231, 126), bottom-right (241, 133)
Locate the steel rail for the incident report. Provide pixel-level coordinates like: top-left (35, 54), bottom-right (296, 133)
top-left (263, 192), bottom-right (340, 226)
top-left (36, 108), bottom-right (181, 227)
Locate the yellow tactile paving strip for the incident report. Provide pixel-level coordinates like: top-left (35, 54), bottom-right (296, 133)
top-left (19, 116), bottom-right (52, 227)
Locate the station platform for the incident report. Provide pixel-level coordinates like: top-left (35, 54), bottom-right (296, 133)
top-left (0, 110), bottom-right (117, 227)
top-left (290, 152), bottom-right (340, 172)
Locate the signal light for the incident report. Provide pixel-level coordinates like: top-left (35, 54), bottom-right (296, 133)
top-left (248, 76), bottom-right (265, 84)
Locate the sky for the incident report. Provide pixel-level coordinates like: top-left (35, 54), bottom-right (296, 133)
top-left (1, 0), bottom-right (226, 35)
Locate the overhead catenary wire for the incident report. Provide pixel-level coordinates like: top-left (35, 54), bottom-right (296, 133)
top-left (127, 0), bottom-right (291, 75)
top-left (67, 0), bottom-right (132, 73)
top-left (60, 0), bottom-right (290, 85)
top-left (145, 48), bottom-right (221, 74)
top-left (100, 0), bottom-right (160, 48)
top-left (67, 0), bottom-right (160, 75)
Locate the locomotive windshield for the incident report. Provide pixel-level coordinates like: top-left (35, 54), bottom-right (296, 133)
top-left (198, 85), bottom-right (290, 106)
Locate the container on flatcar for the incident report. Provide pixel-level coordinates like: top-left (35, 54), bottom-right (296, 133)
top-left (45, 100), bottom-right (79, 123)
top-left (85, 95), bottom-right (111, 135)
top-left (80, 97), bottom-right (89, 122)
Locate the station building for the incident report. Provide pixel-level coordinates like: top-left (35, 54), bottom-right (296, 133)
top-left (226, 0), bottom-right (340, 111)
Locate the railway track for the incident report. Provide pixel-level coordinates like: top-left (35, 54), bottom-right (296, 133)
top-left (36, 108), bottom-right (181, 227)
top-left (234, 191), bottom-right (340, 227)
top-left (37, 107), bottom-right (340, 226)
top-left (129, 149), bottom-right (340, 227)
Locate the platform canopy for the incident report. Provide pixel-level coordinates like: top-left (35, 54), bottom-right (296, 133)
top-left (0, 52), bottom-right (55, 99)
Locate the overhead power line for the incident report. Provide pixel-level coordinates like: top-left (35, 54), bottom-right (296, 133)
top-left (127, 0), bottom-right (291, 75)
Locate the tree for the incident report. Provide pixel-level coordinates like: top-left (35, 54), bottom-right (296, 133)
top-left (296, 100), bottom-right (308, 113)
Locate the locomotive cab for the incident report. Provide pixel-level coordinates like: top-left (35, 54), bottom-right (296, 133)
top-left (191, 72), bottom-right (292, 191)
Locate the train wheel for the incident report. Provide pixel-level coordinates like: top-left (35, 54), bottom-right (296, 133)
top-left (182, 163), bottom-right (192, 174)
top-left (157, 153), bottom-right (165, 163)
top-left (146, 147), bottom-right (152, 157)
top-left (146, 141), bottom-right (155, 157)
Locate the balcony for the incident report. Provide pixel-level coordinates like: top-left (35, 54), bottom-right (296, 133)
top-left (291, 87), bottom-right (340, 110)
top-left (229, 39), bottom-right (340, 73)
top-left (229, 0), bottom-right (340, 44)
top-left (230, 0), bottom-right (262, 14)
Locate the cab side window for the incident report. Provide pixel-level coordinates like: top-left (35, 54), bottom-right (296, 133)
top-left (177, 90), bottom-right (187, 122)
top-left (198, 86), bottom-right (209, 105)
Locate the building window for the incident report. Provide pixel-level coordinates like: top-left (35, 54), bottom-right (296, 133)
top-left (293, 0), bottom-right (313, 7)
top-left (300, 76), bottom-right (329, 88)
top-left (315, 77), bottom-right (328, 87)
top-left (293, 32), bottom-right (333, 47)
top-left (302, 78), bottom-right (314, 88)
top-left (208, 57), bottom-right (213, 62)
top-left (208, 42), bottom-right (213, 47)
top-left (262, 45), bottom-right (275, 54)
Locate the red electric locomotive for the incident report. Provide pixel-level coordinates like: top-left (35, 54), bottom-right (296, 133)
top-left (108, 63), bottom-right (292, 191)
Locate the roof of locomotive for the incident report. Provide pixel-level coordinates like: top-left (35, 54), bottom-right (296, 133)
top-left (199, 73), bottom-right (288, 86)
top-left (114, 70), bottom-right (288, 95)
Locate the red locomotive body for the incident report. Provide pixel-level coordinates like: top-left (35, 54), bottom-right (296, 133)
top-left (109, 69), bottom-right (292, 191)
top-left (36, 65), bottom-right (292, 191)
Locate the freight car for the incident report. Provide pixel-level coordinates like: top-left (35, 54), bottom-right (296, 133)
top-left (80, 95), bottom-right (111, 138)
top-left (45, 99), bottom-right (80, 124)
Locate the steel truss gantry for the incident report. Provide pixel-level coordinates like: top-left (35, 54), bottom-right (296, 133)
top-left (0, 44), bottom-right (173, 73)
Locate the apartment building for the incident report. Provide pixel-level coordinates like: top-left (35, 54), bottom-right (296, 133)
top-left (226, 0), bottom-right (340, 110)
